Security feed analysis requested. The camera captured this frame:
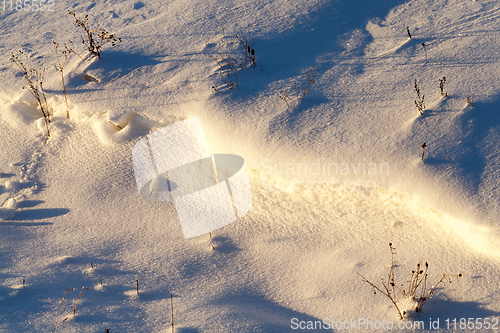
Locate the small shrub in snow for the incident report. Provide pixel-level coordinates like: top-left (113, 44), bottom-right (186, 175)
top-left (208, 28), bottom-right (256, 93)
top-left (421, 142), bottom-right (427, 161)
top-left (10, 50), bottom-right (51, 138)
top-left (422, 43), bottom-right (427, 62)
top-left (439, 76), bottom-right (447, 97)
top-left (407, 26), bottom-right (412, 39)
top-left (357, 243), bottom-right (462, 320)
top-left (278, 68), bottom-right (318, 108)
top-left (68, 10), bottom-right (122, 59)
top-left (414, 79), bottom-right (425, 115)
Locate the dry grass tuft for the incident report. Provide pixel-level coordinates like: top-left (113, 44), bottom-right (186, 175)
top-left (357, 243), bottom-right (462, 320)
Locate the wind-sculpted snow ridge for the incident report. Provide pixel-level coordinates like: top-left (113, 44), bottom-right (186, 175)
top-left (256, 168), bottom-right (500, 261)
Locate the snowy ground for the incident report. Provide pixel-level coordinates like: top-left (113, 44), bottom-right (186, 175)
top-left (1, 0), bottom-right (500, 332)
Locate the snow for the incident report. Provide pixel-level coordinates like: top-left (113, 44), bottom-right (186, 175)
top-left (1, 0), bottom-right (500, 331)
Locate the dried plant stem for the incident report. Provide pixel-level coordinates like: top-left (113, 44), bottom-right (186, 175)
top-left (209, 29), bottom-right (256, 93)
top-left (414, 79), bottom-right (425, 114)
top-left (171, 294), bottom-right (175, 332)
top-left (10, 50), bottom-right (51, 138)
top-left (279, 68), bottom-right (318, 108)
top-left (357, 272), bottom-right (405, 320)
top-left (68, 10), bottom-right (121, 59)
top-left (210, 50), bottom-right (239, 87)
top-left (439, 77), bottom-right (447, 97)
top-left (219, 21), bottom-right (225, 37)
top-left (52, 41), bottom-right (71, 118)
top-left (357, 243), bottom-right (462, 319)
top-left (64, 287), bottom-right (90, 332)
top-left (55, 288), bottom-right (74, 333)
top-left (416, 273), bottom-right (462, 311)
top-left (278, 88), bottom-right (291, 108)
top-left (235, 31), bottom-right (255, 67)
top-left (302, 68), bottom-right (317, 99)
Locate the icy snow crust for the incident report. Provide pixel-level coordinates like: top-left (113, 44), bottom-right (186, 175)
top-left (1, 0), bottom-right (500, 331)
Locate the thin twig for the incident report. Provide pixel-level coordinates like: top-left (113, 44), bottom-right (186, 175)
top-left (55, 288), bottom-right (74, 333)
top-left (171, 294), bottom-right (175, 332)
top-left (64, 287), bottom-right (90, 332)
